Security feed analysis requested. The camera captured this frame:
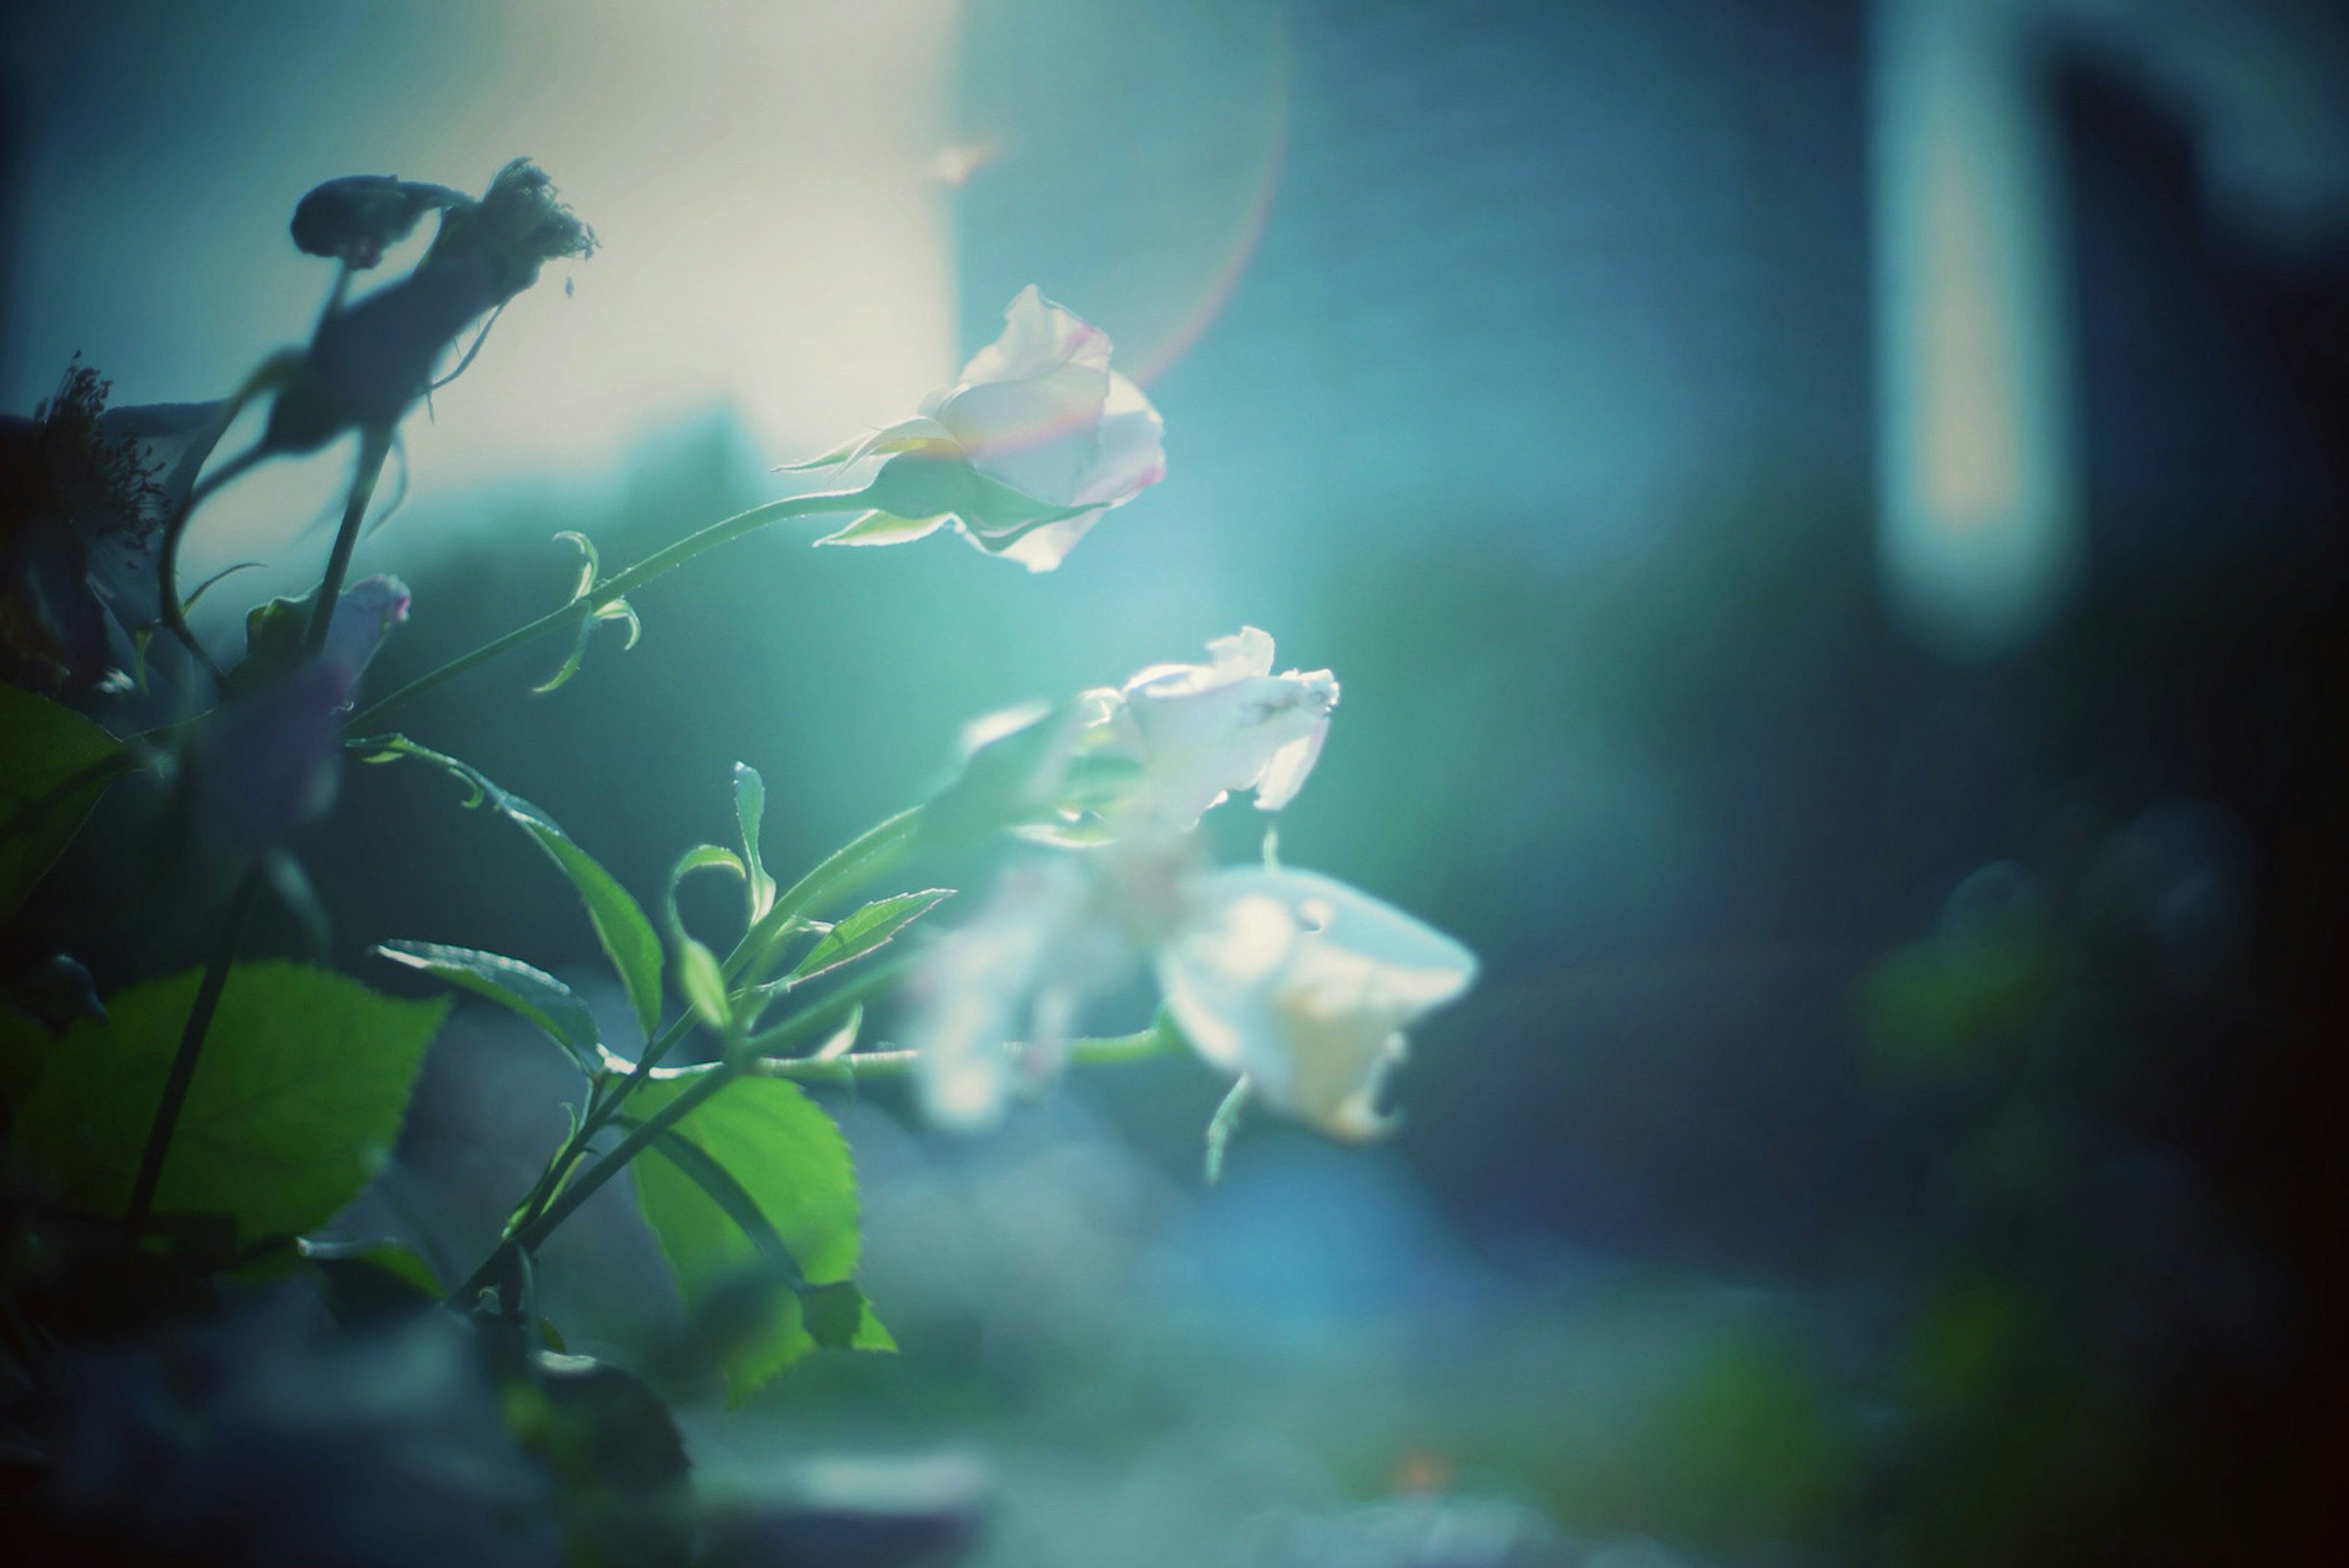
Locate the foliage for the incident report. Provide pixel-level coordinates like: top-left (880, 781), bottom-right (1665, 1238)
top-left (0, 149), bottom-right (1478, 1562)
top-left (10, 962), bottom-right (445, 1242)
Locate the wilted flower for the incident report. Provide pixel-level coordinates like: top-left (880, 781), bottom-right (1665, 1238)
top-left (264, 160), bottom-right (592, 455)
top-left (290, 174), bottom-right (472, 270)
top-left (0, 361), bottom-right (167, 692)
top-left (906, 830), bottom-right (1200, 1132)
top-left (1156, 867), bottom-right (1477, 1142)
top-left (1096, 627), bottom-right (1338, 830)
top-left (906, 856), bottom-right (1132, 1133)
top-left (803, 286), bottom-right (1165, 571)
top-left (187, 575), bottom-right (410, 852)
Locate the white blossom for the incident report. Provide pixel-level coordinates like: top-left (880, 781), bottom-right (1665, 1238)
top-left (1099, 627), bottom-right (1338, 830)
top-left (807, 287), bottom-right (1165, 571)
top-left (1155, 867), bottom-right (1477, 1142)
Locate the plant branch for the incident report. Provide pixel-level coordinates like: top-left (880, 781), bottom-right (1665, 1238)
top-left (451, 1057), bottom-right (740, 1304)
top-left (124, 863), bottom-right (267, 1236)
top-left (343, 485), bottom-right (870, 731)
top-left (303, 427), bottom-right (393, 653)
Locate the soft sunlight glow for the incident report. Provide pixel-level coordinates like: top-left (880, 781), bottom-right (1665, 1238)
top-left (10, 1), bottom-right (966, 587)
top-left (1874, 0), bottom-right (2079, 654)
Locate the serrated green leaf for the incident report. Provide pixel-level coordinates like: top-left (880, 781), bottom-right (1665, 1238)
top-left (373, 940), bottom-right (600, 1076)
top-left (733, 764), bottom-right (777, 923)
top-left (505, 801), bottom-right (664, 1042)
top-left (789, 889), bottom-right (954, 986)
top-left (0, 686), bottom-right (130, 914)
top-left (11, 963), bottom-right (446, 1240)
top-left (382, 741), bottom-right (662, 1040)
top-left (627, 1070), bottom-right (883, 1400)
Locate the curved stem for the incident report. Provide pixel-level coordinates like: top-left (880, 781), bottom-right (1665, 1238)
top-left (343, 486), bottom-right (869, 731)
top-left (157, 444), bottom-right (269, 687)
top-left (124, 863), bottom-right (266, 1236)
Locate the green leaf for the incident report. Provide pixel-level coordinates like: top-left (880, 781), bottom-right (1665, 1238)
top-left (813, 508), bottom-right (951, 549)
top-left (11, 963), bottom-right (447, 1240)
top-left (372, 940), bottom-right (600, 1076)
top-left (627, 1070), bottom-right (885, 1400)
top-left (1204, 1076), bottom-right (1251, 1186)
top-left (789, 889), bottom-right (953, 986)
top-left (678, 939), bottom-right (730, 1032)
top-left (923, 695), bottom-right (1088, 843)
top-left (0, 686), bottom-right (128, 914)
top-left (665, 843), bottom-right (748, 1033)
top-left (733, 763), bottom-right (777, 923)
top-left (388, 742), bottom-right (664, 1046)
top-left (504, 797), bottom-right (664, 1043)
top-left (298, 1235), bottom-right (443, 1324)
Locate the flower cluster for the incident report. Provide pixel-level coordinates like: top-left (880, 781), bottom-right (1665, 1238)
top-left (844, 293), bottom-right (1472, 1147)
top-left (902, 605), bottom-right (1470, 1144)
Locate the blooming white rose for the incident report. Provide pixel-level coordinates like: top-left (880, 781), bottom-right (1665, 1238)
top-left (800, 287), bottom-right (1166, 571)
top-left (907, 856), bottom-right (1132, 1133)
top-left (1156, 867), bottom-right (1477, 1142)
top-left (1098, 627), bottom-right (1338, 830)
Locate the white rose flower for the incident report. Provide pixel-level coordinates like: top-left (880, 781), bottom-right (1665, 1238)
top-left (1156, 867), bottom-right (1477, 1142)
top-left (802, 286), bottom-right (1166, 572)
top-left (907, 856), bottom-right (1133, 1133)
top-left (1100, 627), bottom-right (1338, 830)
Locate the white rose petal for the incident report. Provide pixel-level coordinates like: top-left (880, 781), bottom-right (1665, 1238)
top-left (908, 854), bottom-right (1134, 1132)
top-left (1156, 867), bottom-right (1477, 1142)
top-left (1115, 627), bottom-right (1340, 829)
top-left (816, 287), bottom-right (1165, 572)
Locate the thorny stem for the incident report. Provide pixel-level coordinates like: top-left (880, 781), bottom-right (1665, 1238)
top-left (344, 486), bottom-right (870, 732)
top-left (123, 863), bottom-right (267, 1237)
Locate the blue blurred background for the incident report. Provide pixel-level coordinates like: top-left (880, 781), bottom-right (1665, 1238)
top-left (9, 1), bottom-right (2348, 1562)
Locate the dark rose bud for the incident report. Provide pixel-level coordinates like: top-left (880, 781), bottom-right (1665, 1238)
top-left (289, 174), bottom-right (471, 270)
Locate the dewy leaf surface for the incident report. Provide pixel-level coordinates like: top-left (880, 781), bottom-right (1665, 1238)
top-left (12, 962), bottom-right (447, 1241)
top-left (628, 1070), bottom-right (886, 1400)
top-left (788, 889), bottom-right (954, 985)
top-left (0, 686), bottom-right (128, 914)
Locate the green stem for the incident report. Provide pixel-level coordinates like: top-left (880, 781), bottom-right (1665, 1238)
top-left (453, 1058), bottom-right (741, 1303)
top-left (124, 863), bottom-right (267, 1236)
top-left (445, 796), bottom-right (922, 1307)
top-left (304, 428), bottom-right (393, 654)
top-left (749, 1019), bottom-right (1177, 1085)
top-left (344, 486), bottom-right (869, 732)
